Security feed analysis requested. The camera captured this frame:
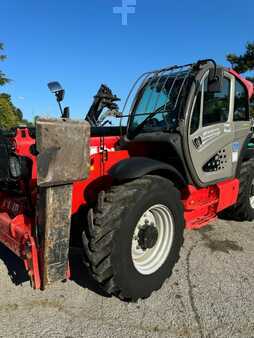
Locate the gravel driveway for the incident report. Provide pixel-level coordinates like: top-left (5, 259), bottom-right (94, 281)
top-left (0, 218), bottom-right (253, 338)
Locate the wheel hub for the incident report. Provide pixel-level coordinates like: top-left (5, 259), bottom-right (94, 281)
top-left (250, 179), bottom-right (254, 209)
top-left (138, 224), bottom-right (158, 250)
top-left (131, 204), bottom-right (175, 275)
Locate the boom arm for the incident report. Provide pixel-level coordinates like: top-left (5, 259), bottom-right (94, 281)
top-left (85, 84), bottom-right (120, 126)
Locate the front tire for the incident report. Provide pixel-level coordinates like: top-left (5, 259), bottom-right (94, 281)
top-left (82, 175), bottom-right (184, 301)
top-left (221, 158), bottom-right (254, 221)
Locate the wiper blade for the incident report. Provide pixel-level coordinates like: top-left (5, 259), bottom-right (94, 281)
top-left (131, 105), bottom-right (172, 136)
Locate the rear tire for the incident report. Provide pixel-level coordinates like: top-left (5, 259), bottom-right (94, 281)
top-left (82, 175), bottom-right (184, 301)
top-left (221, 158), bottom-right (254, 221)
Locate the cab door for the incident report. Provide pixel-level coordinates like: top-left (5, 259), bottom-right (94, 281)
top-left (187, 71), bottom-right (235, 185)
top-left (231, 77), bottom-right (252, 177)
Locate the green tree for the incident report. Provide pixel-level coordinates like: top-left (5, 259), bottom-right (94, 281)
top-left (0, 43), bottom-right (29, 128)
top-left (0, 93), bottom-right (22, 128)
top-left (227, 42), bottom-right (254, 116)
top-left (227, 42), bottom-right (254, 81)
top-left (0, 43), bottom-right (10, 86)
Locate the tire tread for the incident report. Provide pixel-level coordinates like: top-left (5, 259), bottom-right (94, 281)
top-left (82, 175), bottom-right (184, 300)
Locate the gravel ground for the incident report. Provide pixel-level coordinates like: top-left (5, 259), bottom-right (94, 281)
top-left (0, 218), bottom-right (254, 338)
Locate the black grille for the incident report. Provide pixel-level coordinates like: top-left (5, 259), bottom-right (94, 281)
top-left (203, 149), bottom-right (227, 173)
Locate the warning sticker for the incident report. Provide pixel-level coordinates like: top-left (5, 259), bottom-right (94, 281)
top-left (232, 152), bottom-right (238, 163)
top-left (232, 142), bottom-right (240, 163)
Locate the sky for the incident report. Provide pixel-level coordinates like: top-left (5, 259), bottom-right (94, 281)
top-left (0, 0), bottom-right (254, 121)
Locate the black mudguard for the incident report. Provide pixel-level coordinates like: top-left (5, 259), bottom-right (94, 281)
top-left (109, 156), bottom-right (186, 187)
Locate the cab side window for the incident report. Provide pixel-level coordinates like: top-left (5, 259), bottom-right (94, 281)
top-left (202, 77), bottom-right (230, 126)
top-left (190, 90), bottom-right (201, 134)
top-left (234, 79), bottom-right (249, 121)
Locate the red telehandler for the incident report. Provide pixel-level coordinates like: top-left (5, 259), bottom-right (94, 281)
top-left (0, 60), bottom-right (253, 301)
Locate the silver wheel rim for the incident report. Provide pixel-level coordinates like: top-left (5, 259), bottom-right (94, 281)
top-left (250, 179), bottom-right (254, 209)
top-left (131, 204), bottom-right (174, 275)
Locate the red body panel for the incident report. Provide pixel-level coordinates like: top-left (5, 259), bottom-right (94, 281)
top-left (0, 211), bottom-right (40, 288)
top-left (72, 135), bottom-right (129, 214)
top-left (183, 179), bottom-right (239, 229)
top-left (0, 129), bottom-right (240, 289)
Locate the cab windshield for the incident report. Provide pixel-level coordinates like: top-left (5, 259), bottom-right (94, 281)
top-left (128, 70), bottom-right (191, 135)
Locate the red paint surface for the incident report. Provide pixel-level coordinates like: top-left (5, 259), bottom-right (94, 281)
top-left (182, 179), bottom-right (239, 230)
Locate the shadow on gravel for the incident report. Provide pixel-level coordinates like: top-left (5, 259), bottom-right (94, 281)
top-left (0, 243), bottom-right (29, 285)
top-left (198, 225), bottom-right (244, 254)
top-left (0, 243), bottom-right (110, 298)
top-left (204, 239), bottom-right (243, 253)
top-left (68, 205), bottom-right (111, 298)
top-left (68, 247), bottom-right (111, 298)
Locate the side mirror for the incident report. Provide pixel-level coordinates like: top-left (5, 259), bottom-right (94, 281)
top-left (48, 81), bottom-right (65, 102)
top-left (48, 81), bottom-right (63, 93)
top-left (207, 68), bottom-right (224, 93)
top-left (47, 81), bottom-right (70, 118)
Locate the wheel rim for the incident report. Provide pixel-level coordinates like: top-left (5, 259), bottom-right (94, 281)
top-left (250, 179), bottom-right (254, 209)
top-left (131, 204), bottom-right (174, 275)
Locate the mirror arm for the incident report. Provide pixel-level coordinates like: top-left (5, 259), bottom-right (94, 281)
top-left (57, 101), bottom-right (63, 117)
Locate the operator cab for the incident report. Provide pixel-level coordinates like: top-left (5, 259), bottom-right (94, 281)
top-left (126, 60), bottom-right (224, 139)
top-left (121, 60), bottom-right (253, 187)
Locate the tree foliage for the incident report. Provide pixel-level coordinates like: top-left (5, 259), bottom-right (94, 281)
top-left (227, 42), bottom-right (254, 82)
top-left (0, 43), bottom-right (10, 86)
top-left (0, 43), bottom-right (30, 129)
top-left (227, 42), bottom-right (254, 116)
top-left (0, 93), bottom-right (23, 128)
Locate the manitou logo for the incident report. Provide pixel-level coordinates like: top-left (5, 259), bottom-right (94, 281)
top-left (113, 0), bottom-right (136, 26)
